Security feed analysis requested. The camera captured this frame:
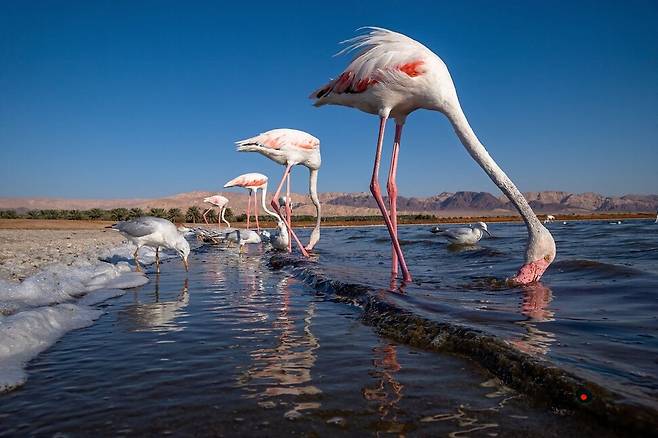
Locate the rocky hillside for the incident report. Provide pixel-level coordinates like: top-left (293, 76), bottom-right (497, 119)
top-left (1, 190), bottom-right (656, 216)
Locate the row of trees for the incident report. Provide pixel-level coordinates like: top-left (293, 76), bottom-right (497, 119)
top-left (0, 209), bottom-right (442, 223)
top-left (0, 207), bottom-right (235, 223)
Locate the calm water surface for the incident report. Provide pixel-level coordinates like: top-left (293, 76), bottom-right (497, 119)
top-left (0, 241), bottom-right (620, 437)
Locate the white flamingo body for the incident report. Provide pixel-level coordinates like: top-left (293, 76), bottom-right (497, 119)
top-left (224, 172), bottom-right (279, 231)
top-left (202, 195), bottom-right (230, 228)
top-left (312, 27), bottom-right (556, 285)
top-left (236, 128), bottom-right (322, 255)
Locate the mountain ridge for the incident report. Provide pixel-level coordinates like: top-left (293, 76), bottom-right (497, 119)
top-left (1, 190), bottom-right (657, 216)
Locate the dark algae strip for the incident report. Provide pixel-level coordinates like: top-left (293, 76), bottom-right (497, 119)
top-left (269, 254), bottom-right (658, 437)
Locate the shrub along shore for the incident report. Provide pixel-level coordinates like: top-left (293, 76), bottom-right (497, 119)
top-left (0, 207), bottom-right (653, 230)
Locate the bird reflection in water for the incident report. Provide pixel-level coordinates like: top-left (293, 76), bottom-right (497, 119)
top-left (362, 342), bottom-right (406, 434)
top-left (118, 276), bottom-right (190, 333)
top-left (237, 276), bottom-right (321, 420)
top-left (510, 283), bottom-right (556, 356)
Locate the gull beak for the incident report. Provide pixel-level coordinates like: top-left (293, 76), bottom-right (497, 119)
top-left (183, 257), bottom-right (189, 272)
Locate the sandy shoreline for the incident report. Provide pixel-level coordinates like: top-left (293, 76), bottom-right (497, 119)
top-left (0, 229), bottom-right (124, 282)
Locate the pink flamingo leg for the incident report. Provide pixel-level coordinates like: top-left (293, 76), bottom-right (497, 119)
top-left (271, 164), bottom-right (310, 257)
top-left (246, 190), bottom-right (251, 230)
top-left (286, 173), bottom-right (292, 252)
top-left (254, 190), bottom-right (260, 232)
top-left (217, 207), bottom-right (221, 229)
top-left (387, 124), bottom-right (403, 275)
top-left (370, 117), bottom-right (412, 282)
top-left (202, 207), bottom-right (212, 225)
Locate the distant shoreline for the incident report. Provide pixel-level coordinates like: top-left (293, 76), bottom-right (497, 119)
top-left (0, 212), bottom-right (653, 230)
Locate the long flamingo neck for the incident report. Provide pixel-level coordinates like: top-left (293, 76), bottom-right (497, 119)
top-left (309, 168), bottom-right (321, 231)
top-left (260, 183), bottom-right (280, 221)
top-left (444, 104), bottom-right (543, 234)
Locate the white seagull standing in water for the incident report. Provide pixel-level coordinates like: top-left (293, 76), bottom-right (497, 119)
top-left (112, 216), bottom-right (190, 272)
top-left (225, 228), bottom-right (262, 252)
top-left (432, 222), bottom-right (492, 245)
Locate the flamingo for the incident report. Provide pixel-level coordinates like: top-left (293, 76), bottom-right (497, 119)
top-left (311, 27), bottom-right (556, 285)
top-left (224, 173), bottom-right (279, 232)
top-left (202, 195), bottom-right (230, 229)
top-left (235, 129), bottom-right (322, 257)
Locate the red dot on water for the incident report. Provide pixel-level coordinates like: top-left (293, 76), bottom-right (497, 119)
top-left (580, 393), bottom-right (588, 401)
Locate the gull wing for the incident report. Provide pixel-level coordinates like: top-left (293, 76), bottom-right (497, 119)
top-left (114, 217), bottom-right (160, 237)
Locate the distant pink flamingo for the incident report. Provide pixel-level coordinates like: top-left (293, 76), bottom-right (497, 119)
top-left (224, 173), bottom-right (279, 231)
top-left (235, 129), bottom-right (322, 257)
top-left (311, 27), bottom-right (555, 285)
top-left (202, 195), bottom-right (230, 229)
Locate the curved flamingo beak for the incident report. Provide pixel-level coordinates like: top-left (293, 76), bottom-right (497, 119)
top-left (483, 229), bottom-right (493, 238)
top-left (183, 257), bottom-right (189, 272)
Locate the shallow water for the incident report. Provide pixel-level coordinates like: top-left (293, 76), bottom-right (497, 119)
top-left (292, 220), bottom-right (658, 410)
top-left (0, 244), bottom-right (617, 436)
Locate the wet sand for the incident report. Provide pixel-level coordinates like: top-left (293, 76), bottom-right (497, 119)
top-left (0, 229), bottom-right (124, 281)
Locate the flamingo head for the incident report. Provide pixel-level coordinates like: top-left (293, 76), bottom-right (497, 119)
top-left (509, 225), bottom-right (556, 286)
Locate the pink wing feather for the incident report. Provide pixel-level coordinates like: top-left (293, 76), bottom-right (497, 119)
top-left (311, 27), bottom-right (431, 100)
top-left (236, 128), bottom-right (319, 151)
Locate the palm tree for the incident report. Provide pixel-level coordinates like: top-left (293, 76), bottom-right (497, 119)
top-left (186, 206), bottom-right (201, 223)
top-left (88, 208), bottom-right (105, 220)
top-left (110, 208), bottom-right (130, 221)
top-left (149, 208), bottom-right (167, 219)
top-left (206, 210), bottom-right (218, 223)
top-left (167, 208), bottom-right (183, 222)
top-left (129, 208), bottom-right (144, 219)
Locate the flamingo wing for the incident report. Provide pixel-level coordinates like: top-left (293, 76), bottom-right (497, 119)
top-left (224, 173), bottom-right (268, 188)
top-left (236, 128), bottom-right (319, 151)
top-left (311, 27), bottom-right (432, 100)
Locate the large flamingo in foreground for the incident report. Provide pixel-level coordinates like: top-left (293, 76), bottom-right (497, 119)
top-left (235, 129), bottom-right (322, 256)
top-left (311, 27), bottom-right (555, 285)
top-left (224, 173), bottom-right (279, 231)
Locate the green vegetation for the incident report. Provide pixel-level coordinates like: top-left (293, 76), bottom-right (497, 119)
top-left (0, 209), bottom-right (652, 224)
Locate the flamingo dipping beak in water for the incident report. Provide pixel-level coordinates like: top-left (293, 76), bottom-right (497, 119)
top-left (311, 27), bottom-right (555, 285)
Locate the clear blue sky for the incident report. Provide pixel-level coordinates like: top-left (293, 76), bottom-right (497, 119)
top-left (1, 0), bottom-right (657, 199)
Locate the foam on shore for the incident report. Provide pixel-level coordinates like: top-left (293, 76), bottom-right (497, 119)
top-left (0, 251), bottom-right (149, 393)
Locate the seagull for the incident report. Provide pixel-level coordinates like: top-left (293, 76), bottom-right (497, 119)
top-left (433, 222), bottom-right (492, 245)
top-left (269, 220), bottom-right (290, 251)
top-left (112, 216), bottom-right (190, 272)
top-left (225, 228), bottom-right (262, 252)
